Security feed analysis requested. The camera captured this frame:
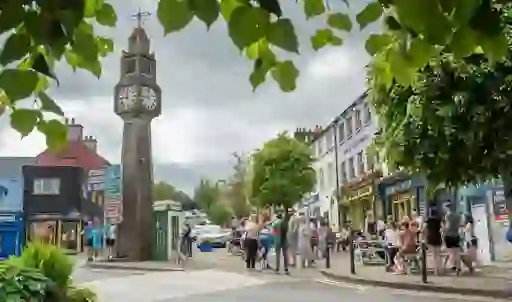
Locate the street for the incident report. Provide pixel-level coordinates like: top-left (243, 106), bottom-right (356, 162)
top-left (73, 266), bottom-right (504, 302)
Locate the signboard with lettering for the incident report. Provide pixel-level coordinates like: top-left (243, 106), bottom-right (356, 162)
top-left (87, 169), bottom-right (105, 191)
top-left (491, 189), bottom-right (508, 222)
top-left (105, 165), bottom-right (122, 224)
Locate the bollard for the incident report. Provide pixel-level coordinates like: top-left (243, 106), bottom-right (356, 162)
top-left (349, 238), bottom-right (356, 275)
top-left (325, 242), bottom-right (331, 269)
top-left (420, 241), bottom-right (427, 283)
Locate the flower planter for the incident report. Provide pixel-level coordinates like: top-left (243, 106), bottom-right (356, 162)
top-left (198, 243), bottom-right (213, 252)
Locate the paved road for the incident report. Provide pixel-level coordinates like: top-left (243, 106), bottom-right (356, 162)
top-left (74, 267), bottom-right (505, 302)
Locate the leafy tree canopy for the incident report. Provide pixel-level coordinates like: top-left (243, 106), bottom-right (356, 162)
top-left (193, 178), bottom-right (220, 211)
top-left (207, 202), bottom-right (232, 226)
top-left (369, 2), bottom-right (512, 219)
top-left (251, 133), bottom-right (316, 209)
top-left (4, 0), bottom-right (512, 149)
top-left (153, 181), bottom-right (197, 210)
top-left (224, 152), bottom-right (252, 218)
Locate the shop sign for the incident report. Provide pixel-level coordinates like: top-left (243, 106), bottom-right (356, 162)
top-left (491, 189), bottom-right (508, 222)
top-left (386, 179), bottom-right (412, 196)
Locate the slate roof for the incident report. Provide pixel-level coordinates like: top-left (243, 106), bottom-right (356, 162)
top-left (36, 141), bottom-right (110, 170)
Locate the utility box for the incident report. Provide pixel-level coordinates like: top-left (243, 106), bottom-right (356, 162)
top-left (151, 200), bottom-right (183, 261)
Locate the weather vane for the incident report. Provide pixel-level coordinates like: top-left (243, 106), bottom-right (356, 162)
top-left (131, 8), bottom-right (151, 28)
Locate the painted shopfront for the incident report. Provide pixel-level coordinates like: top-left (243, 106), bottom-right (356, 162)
top-left (378, 174), bottom-right (426, 221)
top-left (0, 179), bottom-right (25, 258)
top-left (341, 170), bottom-right (381, 230)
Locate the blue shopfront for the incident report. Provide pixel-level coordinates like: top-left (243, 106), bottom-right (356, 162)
top-left (378, 174), bottom-right (427, 220)
top-left (0, 212), bottom-right (24, 259)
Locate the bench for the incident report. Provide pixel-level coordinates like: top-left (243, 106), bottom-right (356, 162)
top-left (355, 240), bottom-right (386, 265)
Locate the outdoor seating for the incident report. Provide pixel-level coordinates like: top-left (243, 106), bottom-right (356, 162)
top-left (355, 240), bottom-right (386, 265)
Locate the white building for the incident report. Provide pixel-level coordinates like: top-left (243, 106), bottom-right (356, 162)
top-left (306, 93), bottom-right (381, 230)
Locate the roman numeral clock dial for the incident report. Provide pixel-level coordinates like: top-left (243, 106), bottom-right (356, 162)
top-left (140, 86), bottom-right (157, 110)
top-left (118, 86), bottom-right (137, 111)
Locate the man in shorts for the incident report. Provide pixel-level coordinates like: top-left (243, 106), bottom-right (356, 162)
top-left (105, 220), bottom-right (117, 261)
top-left (444, 208), bottom-right (462, 273)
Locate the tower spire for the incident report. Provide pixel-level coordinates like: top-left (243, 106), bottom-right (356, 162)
top-left (128, 9), bottom-right (152, 54)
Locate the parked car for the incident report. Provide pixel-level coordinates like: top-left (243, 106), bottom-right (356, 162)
top-left (196, 225), bottom-right (231, 248)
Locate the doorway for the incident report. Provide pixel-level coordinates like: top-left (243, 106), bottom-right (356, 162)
top-left (392, 193), bottom-right (413, 221)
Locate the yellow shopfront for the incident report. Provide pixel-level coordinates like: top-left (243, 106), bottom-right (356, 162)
top-left (344, 185), bottom-right (374, 231)
top-left (391, 192), bottom-right (416, 221)
top-left (26, 215), bottom-right (83, 253)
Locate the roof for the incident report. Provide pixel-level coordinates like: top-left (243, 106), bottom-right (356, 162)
top-left (0, 157), bottom-right (36, 178)
top-left (309, 92), bottom-right (368, 144)
top-left (36, 141), bottom-right (110, 170)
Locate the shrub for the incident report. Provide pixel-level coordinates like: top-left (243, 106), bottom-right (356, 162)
top-left (1, 243), bottom-right (97, 302)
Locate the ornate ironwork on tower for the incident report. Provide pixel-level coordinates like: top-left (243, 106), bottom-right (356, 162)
top-left (113, 10), bottom-right (161, 261)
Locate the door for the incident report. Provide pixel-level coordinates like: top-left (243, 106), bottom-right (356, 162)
top-left (152, 211), bottom-right (168, 261)
top-left (170, 215), bottom-right (180, 255)
top-left (0, 231), bottom-right (17, 259)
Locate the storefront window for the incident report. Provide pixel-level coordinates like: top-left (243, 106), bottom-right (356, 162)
top-left (60, 222), bottom-right (79, 251)
top-left (27, 221), bottom-right (57, 245)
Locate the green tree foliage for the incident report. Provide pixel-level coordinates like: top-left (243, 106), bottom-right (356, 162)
top-left (153, 181), bottom-right (197, 210)
top-left (6, 1), bottom-right (512, 148)
top-left (0, 0), bottom-right (116, 149)
top-left (193, 178), bottom-right (220, 211)
top-left (369, 3), bottom-right (512, 221)
top-left (225, 152), bottom-right (252, 218)
top-left (251, 133), bottom-right (316, 209)
top-left (207, 202), bottom-right (232, 226)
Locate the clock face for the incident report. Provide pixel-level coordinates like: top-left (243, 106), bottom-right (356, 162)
top-left (140, 86), bottom-right (157, 110)
top-left (118, 86), bottom-right (137, 111)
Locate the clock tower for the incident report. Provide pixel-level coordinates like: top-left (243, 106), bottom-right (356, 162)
top-left (113, 11), bottom-right (161, 261)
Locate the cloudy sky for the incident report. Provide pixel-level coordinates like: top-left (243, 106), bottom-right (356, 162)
top-left (0, 0), bottom-right (374, 194)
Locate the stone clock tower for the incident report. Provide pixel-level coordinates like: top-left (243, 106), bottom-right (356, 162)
top-left (113, 12), bottom-right (161, 261)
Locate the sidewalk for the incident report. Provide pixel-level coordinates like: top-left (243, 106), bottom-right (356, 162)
top-left (320, 252), bottom-right (512, 298)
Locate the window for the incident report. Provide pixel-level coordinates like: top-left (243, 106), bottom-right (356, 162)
top-left (317, 138), bottom-right (324, 156)
top-left (318, 168), bottom-right (325, 190)
top-left (338, 122), bottom-right (345, 142)
top-left (366, 151), bottom-right (375, 171)
top-left (346, 116), bottom-right (353, 138)
top-left (340, 161), bottom-right (347, 185)
top-left (357, 151), bottom-right (365, 175)
top-left (348, 157), bottom-right (355, 179)
top-left (125, 58), bottom-right (136, 74)
top-left (325, 130), bottom-right (333, 150)
top-left (364, 103), bottom-right (372, 125)
top-left (33, 178), bottom-right (60, 195)
top-left (355, 109), bottom-right (362, 132)
top-left (139, 57), bottom-right (152, 75)
top-left (327, 162), bottom-right (334, 188)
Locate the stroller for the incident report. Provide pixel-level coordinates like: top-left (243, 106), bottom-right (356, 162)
top-left (227, 228), bottom-right (244, 256)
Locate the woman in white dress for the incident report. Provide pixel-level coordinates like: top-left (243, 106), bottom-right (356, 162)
top-left (297, 215), bottom-right (314, 268)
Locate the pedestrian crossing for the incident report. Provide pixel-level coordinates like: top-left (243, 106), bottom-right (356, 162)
top-left (80, 269), bottom-right (270, 302)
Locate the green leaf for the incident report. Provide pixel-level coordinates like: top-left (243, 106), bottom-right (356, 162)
top-left (38, 119), bottom-right (68, 150)
top-left (96, 3), bottom-right (117, 27)
top-left (385, 15), bottom-right (402, 30)
top-left (31, 53), bottom-right (58, 83)
top-left (407, 37), bottom-right (437, 69)
top-left (249, 47), bottom-right (276, 90)
top-left (38, 92), bottom-right (64, 116)
top-left (0, 69), bottom-right (39, 101)
top-left (388, 50), bottom-right (414, 86)
top-left (189, 0), bottom-right (220, 29)
top-left (256, 0), bottom-right (282, 18)
top-left (97, 36), bottom-right (114, 57)
top-left (228, 6), bottom-right (270, 50)
top-left (220, 0), bottom-right (244, 21)
top-left (158, 0), bottom-right (194, 35)
top-left (365, 34), bottom-right (393, 55)
top-left (450, 28), bottom-right (477, 58)
top-left (85, 0), bottom-right (103, 18)
top-left (303, 0), bottom-right (326, 19)
top-left (271, 61), bottom-right (299, 92)
top-left (10, 109), bottom-right (40, 137)
top-left (310, 28), bottom-right (343, 51)
top-left (327, 13), bottom-right (352, 31)
top-left (249, 59), bottom-right (268, 91)
top-left (72, 22), bottom-right (99, 62)
top-left (480, 33), bottom-right (508, 63)
top-left (267, 19), bottom-right (299, 53)
top-left (356, 2), bottom-right (383, 30)
top-left (0, 33), bottom-right (31, 65)
top-left (0, 2), bottom-right (24, 35)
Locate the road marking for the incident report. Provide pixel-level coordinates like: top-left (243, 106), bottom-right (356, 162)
top-left (391, 289), bottom-right (510, 301)
top-left (315, 278), bottom-right (367, 291)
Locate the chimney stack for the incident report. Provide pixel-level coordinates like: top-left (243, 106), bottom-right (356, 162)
top-left (66, 117), bottom-right (83, 141)
top-left (84, 135), bottom-right (98, 153)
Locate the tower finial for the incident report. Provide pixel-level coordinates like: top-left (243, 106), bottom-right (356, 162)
top-left (132, 8), bottom-right (151, 28)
